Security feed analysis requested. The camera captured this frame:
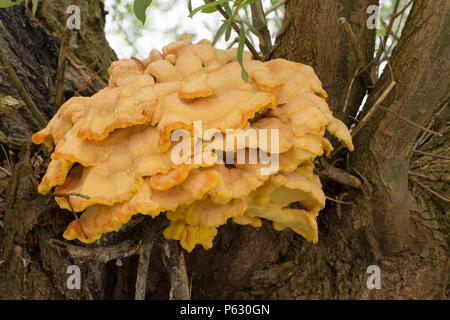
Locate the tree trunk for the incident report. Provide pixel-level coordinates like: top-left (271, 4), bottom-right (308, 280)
top-left (0, 0), bottom-right (448, 300)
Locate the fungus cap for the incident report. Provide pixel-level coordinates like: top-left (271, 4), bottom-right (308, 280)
top-left (33, 34), bottom-right (354, 252)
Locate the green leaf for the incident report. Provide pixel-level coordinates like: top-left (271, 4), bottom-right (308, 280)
top-left (188, 0), bottom-right (192, 15)
top-left (0, 0), bottom-right (24, 8)
top-left (225, 21), bottom-right (232, 41)
top-left (246, 22), bottom-right (259, 37)
top-left (201, 0), bottom-right (218, 13)
top-left (31, 0), bottom-right (38, 15)
top-left (189, 0), bottom-right (230, 18)
top-left (233, 0), bottom-right (243, 8)
top-left (201, 6), bottom-right (218, 13)
top-left (133, 0), bottom-right (152, 25)
top-left (377, 28), bottom-right (386, 36)
top-left (213, 20), bottom-right (230, 45)
top-left (236, 18), bottom-right (259, 37)
top-left (241, 65), bottom-right (249, 82)
top-left (237, 22), bottom-right (249, 83)
top-left (223, 1), bottom-right (232, 16)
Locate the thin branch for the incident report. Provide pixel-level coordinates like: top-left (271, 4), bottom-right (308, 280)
top-left (332, 81), bottom-right (396, 157)
top-left (326, 196), bottom-right (353, 205)
top-left (0, 166), bottom-right (11, 177)
top-left (380, 18), bottom-right (400, 42)
top-left (162, 240), bottom-right (191, 300)
top-left (0, 136), bottom-right (26, 149)
top-left (413, 149), bottom-right (450, 161)
top-left (335, 192), bottom-right (349, 219)
top-left (250, 0), bottom-right (272, 58)
top-left (339, 17), bottom-right (375, 87)
top-left (411, 178), bottom-right (450, 203)
top-left (316, 158), bottom-right (362, 190)
top-left (378, 106), bottom-right (443, 137)
top-left (0, 95), bottom-right (22, 115)
top-left (0, 130), bottom-right (26, 150)
top-left (48, 239), bottom-right (141, 263)
top-left (178, 251), bottom-right (189, 297)
top-left (394, 0), bottom-right (413, 19)
top-left (379, 35), bottom-right (395, 80)
top-left (351, 167), bottom-right (373, 198)
top-left (343, 67), bottom-right (360, 113)
top-left (55, 27), bottom-right (70, 110)
top-left (208, 0), bottom-right (262, 61)
top-left (408, 171), bottom-right (440, 182)
top-left (414, 102), bottom-right (447, 149)
top-left (1, 144), bottom-right (12, 169)
top-left (50, 192), bottom-right (90, 240)
top-left (386, 2), bottom-right (411, 58)
top-left (135, 235), bottom-right (154, 300)
top-left (50, 192), bottom-right (90, 199)
top-left (352, 81), bottom-right (397, 138)
top-left (374, 0), bottom-right (401, 66)
top-left (339, 18), bottom-right (366, 68)
top-left (226, 37), bottom-right (239, 49)
top-left (265, 0), bottom-right (286, 16)
top-left (0, 21), bottom-right (47, 128)
top-left (348, 115), bottom-right (360, 123)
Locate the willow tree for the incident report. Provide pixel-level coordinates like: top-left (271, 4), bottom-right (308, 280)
top-left (0, 0), bottom-right (448, 299)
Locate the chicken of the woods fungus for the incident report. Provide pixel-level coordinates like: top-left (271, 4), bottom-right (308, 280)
top-left (32, 34), bottom-right (354, 252)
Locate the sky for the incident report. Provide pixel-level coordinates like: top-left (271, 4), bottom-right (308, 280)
top-left (103, 0), bottom-right (403, 76)
top-left (104, 0), bottom-right (282, 59)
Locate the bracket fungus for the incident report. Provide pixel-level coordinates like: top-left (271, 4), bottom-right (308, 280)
top-left (32, 34), bottom-right (353, 252)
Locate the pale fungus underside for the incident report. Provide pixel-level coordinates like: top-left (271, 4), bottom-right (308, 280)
top-left (32, 34), bottom-right (353, 252)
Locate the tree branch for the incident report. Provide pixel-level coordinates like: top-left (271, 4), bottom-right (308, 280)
top-left (332, 80), bottom-right (396, 156)
top-left (378, 106), bottom-right (443, 137)
top-left (162, 240), bottom-right (190, 300)
top-left (413, 149), bottom-right (450, 161)
top-left (350, 0), bottom-right (449, 254)
top-left (374, 0), bottom-right (401, 66)
top-left (208, 0), bottom-right (262, 60)
top-left (0, 130), bottom-right (26, 149)
top-left (55, 27), bottom-right (70, 110)
top-left (265, 0), bottom-right (286, 16)
top-left (50, 192), bottom-right (90, 240)
top-left (414, 102), bottom-right (447, 149)
top-left (0, 95), bottom-right (22, 115)
top-left (411, 178), bottom-right (450, 203)
top-left (0, 166), bottom-right (11, 177)
top-left (316, 158), bottom-right (362, 190)
top-left (135, 234), bottom-right (154, 300)
top-left (48, 239), bottom-right (141, 263)
top-left (339, 17), bottom-right (376, 88)
top-left (326, 196), bottom-right (353, 205)
top-left (250, 0), bottom-right (272, 58)
top-left (342, 67), bottom-right (360, 112)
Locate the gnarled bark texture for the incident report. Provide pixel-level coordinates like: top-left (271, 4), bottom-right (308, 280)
top-left (0, 0), bottom-right (448, 300)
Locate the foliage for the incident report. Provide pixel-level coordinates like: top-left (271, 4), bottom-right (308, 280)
top-left (126, 0), bottom-right (284, 81)
top-left (0, 0), bottom-right (37, 15)
top-left (133, 0), bottom-right (153, 24)
top-left (104, 1), bottom-right (282, 60)
top-left (0, 0), bottom-right (409, 80)
top-left (0, 0), bottom-right (23, 8)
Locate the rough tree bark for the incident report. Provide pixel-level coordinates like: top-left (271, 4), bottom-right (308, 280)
top-left (0, 0), bottom-right (448, 299)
